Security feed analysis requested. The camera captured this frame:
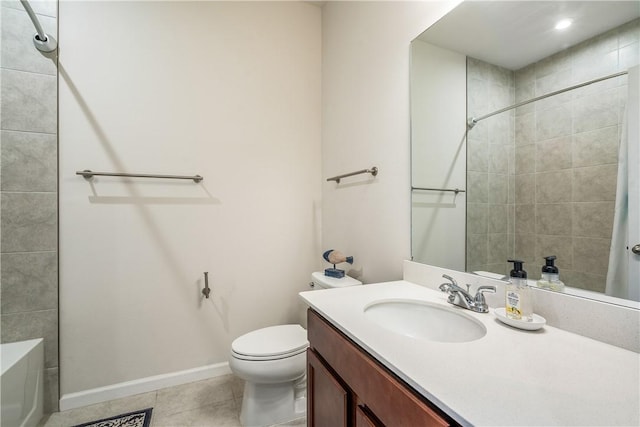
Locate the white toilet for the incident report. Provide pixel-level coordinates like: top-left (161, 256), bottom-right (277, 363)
top-left (229, 272), bottom-right (362, 426)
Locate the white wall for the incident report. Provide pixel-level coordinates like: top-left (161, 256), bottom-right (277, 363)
top-left (321, 1), bottom-right (461, 283)
top-left (410, 40), bottom-right (467, 271)
top-left (59, 1), bottom-right (321, 397)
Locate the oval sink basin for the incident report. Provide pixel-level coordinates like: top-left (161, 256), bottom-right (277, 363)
top-left (363, 300), bottom-right (487, 343)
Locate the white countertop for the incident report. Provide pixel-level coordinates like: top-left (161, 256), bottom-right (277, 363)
top-left (300, 281), bottom-right (640, 427)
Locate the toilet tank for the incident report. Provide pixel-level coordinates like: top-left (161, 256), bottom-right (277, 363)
top-left (299, 272), bottom-right (363, 328)
top-left (310, 271), bottom-right (362, 289)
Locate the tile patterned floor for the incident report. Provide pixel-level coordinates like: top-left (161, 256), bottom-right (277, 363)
top-left (39, 375), bottom-right (306, 427)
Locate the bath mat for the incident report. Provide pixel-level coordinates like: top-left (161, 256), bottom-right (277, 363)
top-left (72, 408), bottom-right (153, 427)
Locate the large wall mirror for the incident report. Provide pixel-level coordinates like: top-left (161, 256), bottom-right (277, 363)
top-left (411, 1), bottom-right (640, 306)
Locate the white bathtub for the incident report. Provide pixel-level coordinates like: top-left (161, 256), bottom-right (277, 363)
top-left (1, 339), bottom-right (44, 427)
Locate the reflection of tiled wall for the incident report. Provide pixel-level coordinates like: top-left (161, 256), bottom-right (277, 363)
top-left (513, 18), bottom-right (639, 292)
top-left (466, 58), bottom-right (515, 274)
top-left (1, 1), bottom-right (59, 413)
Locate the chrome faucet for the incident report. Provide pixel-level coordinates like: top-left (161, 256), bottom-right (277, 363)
top-left (438, 274), bottom-right (496, 313)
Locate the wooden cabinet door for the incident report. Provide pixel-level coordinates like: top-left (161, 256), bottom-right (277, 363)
top-left (355, 404), bottom-right (384, 427)
top-left (308, 309), bottom-right (452, 427)
top-left (307, 348), bottom-right (349, 427)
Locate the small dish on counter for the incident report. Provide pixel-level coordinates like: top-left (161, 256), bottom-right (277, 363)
top-left (494, 307), bottom-right (546, 331)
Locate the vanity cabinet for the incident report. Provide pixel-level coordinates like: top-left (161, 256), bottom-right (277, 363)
top-left (307, 309), bottom-right (456, 427)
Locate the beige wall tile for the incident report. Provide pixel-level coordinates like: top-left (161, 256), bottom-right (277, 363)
top-left (515, 112), bottom-right (535, 146)
top-left (467, 233), bottom-right (488, 267)
top-left (1, 69), bottom-right (57, 133)
top-left (534, 234), bottom-right (573, 271)
top-left (535, 49), bottom-right (571, 79)
top-left (573, 88), bottom-right (619, 133)
top-left (467, 56), bottom-right (490, 81)
top-left (489, 83), bottom-right (512, 111)
top-left (467, 138), bottom-right (488, 172)
top-left (488, 233), bottom-right (508, 264)
top-left (488, 114), bottom-right (511, 146)
top-left (535, 69), bottom-right (572, 110)
top-left (488, 204), bottom-right (508, 234)
top-left (489, 143), bottom-right (508, 173)
top-left (1, 192), bottom-right (57, 252)
top-left (573, 237), bottom-right (611, 277)
top-left (2, 1), bottom-right (57, 18)
top-left (536, 136), bottom-right (572, 172)
top-left (1, 309), bottom-right (58, 368)
top-left (467, 172), bottom-right (488, 203)
top-left (467, 77), bottom-right (489, 116)
top-left (573, 164), bottom-right (617, 202)
top-left (514, 233), bottom-right (535, 265)
top-left (563, 270), bottom-right (607, 293)
top-left (573, 202), bottom-right (615, 239)
top-left (467, 203), bottom-right (488, 234)
top-left (536, 203), bottom-right (572, 236)
top-left (1, 252), bottom-right (57, 313)
top-left (515, 144), bottom-right (535, 174)
top-left (536, 170), bottom-right (572, 203)
top-left (515, 173), bottom-right (534, 204)
top-left (536, 103), bottom-right (571, 141)
top-left (488, 173), bottom-right (508, 204)
top-left (1, 130), bottom-right (57, 192)
top-left (488, 62), bottom-right (513, 87)
top-left (515, 204), bottom-right (535, 234)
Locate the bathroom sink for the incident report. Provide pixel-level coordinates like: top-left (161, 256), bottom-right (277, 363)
top-left (363, 300), bottom-right (487, 343)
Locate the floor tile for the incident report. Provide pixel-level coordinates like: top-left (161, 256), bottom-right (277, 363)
top-left (152, 399), bottom-right (241, 427)
top-left (38, 375), bottom-right (306, 427)
top-left (155, 375), bottom-right (236, 418)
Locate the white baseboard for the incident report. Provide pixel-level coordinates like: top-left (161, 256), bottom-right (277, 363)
top-left (59, 362), bottom-right (232, 411)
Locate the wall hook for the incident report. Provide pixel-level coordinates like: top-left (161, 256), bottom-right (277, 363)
top-left (202, 272), bottom-right (211, 299)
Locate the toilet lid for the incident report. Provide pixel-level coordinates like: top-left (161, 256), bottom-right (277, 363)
top-left (231, 324), bottom-right (308, 358)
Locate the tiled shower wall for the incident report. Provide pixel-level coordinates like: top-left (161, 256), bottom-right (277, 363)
top-left (513, 18), bottom-right (639, 292)
top-left (466, 58), bottom-right (515, 274)
top-left (1, 1), bottom-right (59, 412)
top-left (467, 18), bottom-right (639, 292)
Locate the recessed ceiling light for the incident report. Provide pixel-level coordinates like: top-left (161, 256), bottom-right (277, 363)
top-left (555, 19), bottom-right (573, 30)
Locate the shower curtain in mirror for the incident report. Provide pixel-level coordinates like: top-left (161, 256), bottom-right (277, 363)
top-left (607, 65), bottom-right (640, 302)
top-left (606, 108), bottom-right (629, 299)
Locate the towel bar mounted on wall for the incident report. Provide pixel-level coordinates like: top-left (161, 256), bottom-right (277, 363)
top-left (327, 167), bottom-right (378, 184)
top-left (412, 186), bottom-right (465, 194)
top-left (76, 170), bottom-right (204, 183)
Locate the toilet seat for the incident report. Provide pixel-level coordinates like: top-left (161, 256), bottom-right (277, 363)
top-left (231, 324), bottom-right (308, 361)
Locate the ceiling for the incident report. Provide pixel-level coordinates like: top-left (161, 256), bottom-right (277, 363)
top-left (417, 1), bottom-right (640, 70)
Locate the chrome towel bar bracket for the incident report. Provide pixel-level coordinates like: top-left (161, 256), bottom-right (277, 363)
top-left (327, 166), bottom-right (378, 184)
top-left (76, 170), bottom-right (203, 183)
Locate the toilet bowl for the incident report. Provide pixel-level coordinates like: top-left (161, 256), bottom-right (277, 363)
top-left (229, 324), bottom-right (308, 426)
top-left (229, 272), bottom-right (362, 426)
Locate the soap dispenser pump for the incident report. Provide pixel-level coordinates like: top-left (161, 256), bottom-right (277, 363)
top-left (537, 256), bottom-right (565, 292)
top-left (505, 259), bottom-right (532, 322)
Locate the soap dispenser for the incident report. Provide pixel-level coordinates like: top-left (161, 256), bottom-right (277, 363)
top-left (536, 256), bottom-right (565, 292)
top-left (506, 259), bottom-right (532, 322)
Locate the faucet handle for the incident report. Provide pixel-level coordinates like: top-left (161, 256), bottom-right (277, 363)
top-left (474, 285), bottom-right (496, 303)
top-left (442, 274), bottom-right (457, 286)
top-left (471, 285), bottom-right (496, 313)
top-left (439, 274), bottom-right (457, 292)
